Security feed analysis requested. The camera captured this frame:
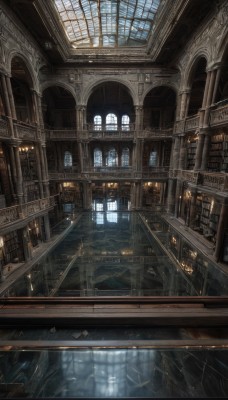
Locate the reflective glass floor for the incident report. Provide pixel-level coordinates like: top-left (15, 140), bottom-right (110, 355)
top-left (3, 211), bottom-right (228, 297)
top-left (0, 347), bottom-right (227, 398)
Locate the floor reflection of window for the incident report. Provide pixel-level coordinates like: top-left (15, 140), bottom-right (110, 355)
top-left (96, 203), bottom-right (103, 211)
top-left (107, 212), bottom-right (118, 223)
top-left (96, 212), bottom-right (104, 224)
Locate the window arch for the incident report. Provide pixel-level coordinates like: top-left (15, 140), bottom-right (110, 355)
top-left (149, 150), bottom-right (157, 167)
top-left (94, 148), bottom-right (103, 167)
top-left (121, 115), bottom-right (130, 131)
top-left (106, 148), bottom-right (118, 167)
top-left (121, 148), bottom-right (130, 167)
top-left (94, 115), bottom-right (102, 130)
top-left (64, 151), bottom-right (73, 168)
top-left (106, 113), bottom-right (117, 131)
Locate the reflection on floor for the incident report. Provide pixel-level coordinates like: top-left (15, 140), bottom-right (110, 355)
top-left (3, 211), bottom-right (228, 297)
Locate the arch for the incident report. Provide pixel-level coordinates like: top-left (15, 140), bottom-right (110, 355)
top-left (83, 78), bottom-right (137, 106)
top-left (41, 81), bottom-right (77, 103)
top-left (185, 57), bottom-right (207, 116)
top-left (142, 82), bottom-right (178, 104)
top-left (8, 51), bottom-right (38, 90)
top-left (184, 52), bottom-right (209, 88)
top-left (42, 85), bottom-right (76, 128)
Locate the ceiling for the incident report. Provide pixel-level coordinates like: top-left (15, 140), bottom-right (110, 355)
top-left (54, 0), bottom-right (161, 48)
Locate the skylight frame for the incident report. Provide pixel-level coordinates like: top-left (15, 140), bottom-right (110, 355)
top-left (54, 0), bottom-right (161, 48)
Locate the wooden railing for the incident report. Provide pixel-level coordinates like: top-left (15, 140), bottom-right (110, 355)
top-left (0, 196), bottom-right (56, 228)
top-left (170, 169), bottom-right (228, 191)
top-left (46, 129), bottom-right (77, 140)
top-left (15, 122), bottom-right (37, 140)
top-left (139, 128), bottom-right (173, 138)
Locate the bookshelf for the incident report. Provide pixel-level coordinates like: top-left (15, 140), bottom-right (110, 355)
top-left (187, 139), bottom-right (197, 170)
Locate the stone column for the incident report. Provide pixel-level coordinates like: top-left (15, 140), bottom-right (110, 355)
top-left (21, 227), bottom-right (32, 262)
top-left (0, 73), bottom-right (15, 137)
top-left (200, 130), bottom-right (211, 170)
top-left (167, 179), bottom-right (176, 214)
top-left (203, 69), bottom-right (216, 127)
top-left (13, 144), bottom-right (24, 204)
top-left (76, 105), bottom-right (86, 131)
top-left (194, 132), bottom-right (204, 170)
top-left (134, 106), bottom-right (143, 131)
top-left (6, 75), bottom-right (17, 120)
top-left (82, 182), bottom-right (92, 209)
top-left (172, 136), bottom-right (181, 170)
top-left (178, 135), bottom-right (186, 170)
top-left (179, 90), bottom-right (190, 120)
top-left (189, 189), bottom-right (197, 228)
top-left (43, 214), bottom-right (51, 241)
top-left (214, 200), bottom-right (228, 262)
top-left (211, 67), bottom-right (221, 104)
top-left (174, 180), bottom-right (182, 217)
top-left (35, 144), bottom-right (44, 198)
top-left (135, 139), bottom-right (143, 172)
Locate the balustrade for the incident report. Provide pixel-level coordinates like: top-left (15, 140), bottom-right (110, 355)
top-left (185, 115), bottom-right (200, 132)
top-left (210, 103), bottom-right (228, 127)
top-left (15, 122), bottom-right (37, 140)
top-left (0, 197), bottom-right (56, 228)
top-left (199, 172), bottom-right (228, 191)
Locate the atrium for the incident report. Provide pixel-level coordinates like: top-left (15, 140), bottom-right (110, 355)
top-left (0, 0), bottom-right (228, 398)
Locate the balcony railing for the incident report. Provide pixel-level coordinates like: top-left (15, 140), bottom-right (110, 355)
top-left (139, 128), bottom-right (173, 138)
top-left (210, 103), bottom-right (228, 127)
top-left (15, 122), bottom-right (37, 140)
top-left (170, 169), bottom-right (228, 191)
top-left (0, 197), bottom-right (56, 229)
top-left (0, 118), bottom-right (9, 138)
top-left (174, 115), bottom-right (200, 134)
top-left (45, 129), bottom-right (77, 140)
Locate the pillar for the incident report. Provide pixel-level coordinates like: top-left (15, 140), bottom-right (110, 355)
top-left (82, 182), bottom-right (92, 209)
top-left (43, 214), bottom-right (51, 241)
top-left (194, 133), bottom-right (204, 170)
top-left (178, 135), bottom-right (186, 170)
top-left (179, 90), bottom-right (190, 120)
top-left (189, 190), bottom-right (197, 228)
top-left (6, 75), bottom-right (17, 120)
top-left (35, 145), bottom-right (44, 198)
top-left (134, 106), bottom-right (143, 131)
top-left (174, 180), bottom-right (182, 217)
top-left (13, 144), bottom-right (24, 204)
top-left (0, 73), bottom-right (15, 137)
top-left (203, 69), bottom-right (216, 127)
top-left (21, 227), bottom-right (32, 262)
top-left (167, 179), bottom-right (176, 214)
top-left (173, 136), bottom-right (181, 170)
top-left (214, 200), bottom-right (228, 262)
top-left (200, 131), bottom-right (211, 170)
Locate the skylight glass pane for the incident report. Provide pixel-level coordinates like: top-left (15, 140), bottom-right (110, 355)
top-left (54, 0), bottom-right (161, 48)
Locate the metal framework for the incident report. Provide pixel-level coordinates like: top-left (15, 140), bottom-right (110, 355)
top-left (54, 0), bottom-right (161, 48)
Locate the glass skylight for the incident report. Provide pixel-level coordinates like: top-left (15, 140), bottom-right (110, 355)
top-left (54, 0), bottom-right (161, 48)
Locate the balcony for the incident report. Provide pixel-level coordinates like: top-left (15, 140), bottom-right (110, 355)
top-left (139, 128), bottom-right (173, 139)
top-left (174, 115), bottom-right (200, 134)
top-left (210, 102), bottom-right (228, 128)
top-left (0, 118), bottom-right (9, 139)
top-left (45, 129), bottom-right (77, 140)
top-left (14, 122), bottom-right (37, 140)
top-left (49, 167), bottom-right (169, 181)
top-left (170, 169), bottom-right (228, 192)
top-left (0, 197), bottom-right (56, 230)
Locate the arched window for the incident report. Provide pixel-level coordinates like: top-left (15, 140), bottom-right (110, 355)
top-left (121, 148), bottom-right (130, 167)
top-left (106, 148), bottom-right (118, 167)
top-left (64, 151), bottom-right (72, 168)
top-left (106, 113), bottom-right (117, 131)
top-left (94, 148), bottom-right (103, 167)
top-left (121, 115), bottom-right (130, 131)
top-left (149, 150), bottom-right (157, 167)
top-left (94, 115), bottom-right (102, 130)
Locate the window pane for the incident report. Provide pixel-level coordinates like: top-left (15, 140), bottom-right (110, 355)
top-left (94, 115), bottom-right (102, 131)
top-left (149, 151), bottom-right (157, 167)
top-left (94, 148), bottom-right (102, 167)
top-left (121, 114), bottom-right (130, 131)
top-left (106, 113), bottom-right (117, 131)
top-left (106, 148), bottom-right (118, 166)
top-left (64, 151), bottom-right (73, 168)
top-left (121, 148), bottom-right (130, 167)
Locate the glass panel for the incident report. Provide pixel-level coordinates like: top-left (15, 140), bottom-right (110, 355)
top-left (149, 150), bottom-right (157, 167)
top-left (94, 148), bottom-right (102, 167)
top-left (121, 114), bottom-right (130, 131)
top-left (3, 212), bottom-right (228, 297)
top-left (121, 148), bottom-right (130, 167)
top-left (94, 115), bottom-right (102, 130)
top-left (106, 113), bottom-right (117, 131)
top-left (0, 348), bottom-right (227, 398)
top-left (106, 148), bottom-right (118, 166)
top-left (54, 0), bottom-right (161, 48)
top-left (64, 151), bottom-right (72, 168)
